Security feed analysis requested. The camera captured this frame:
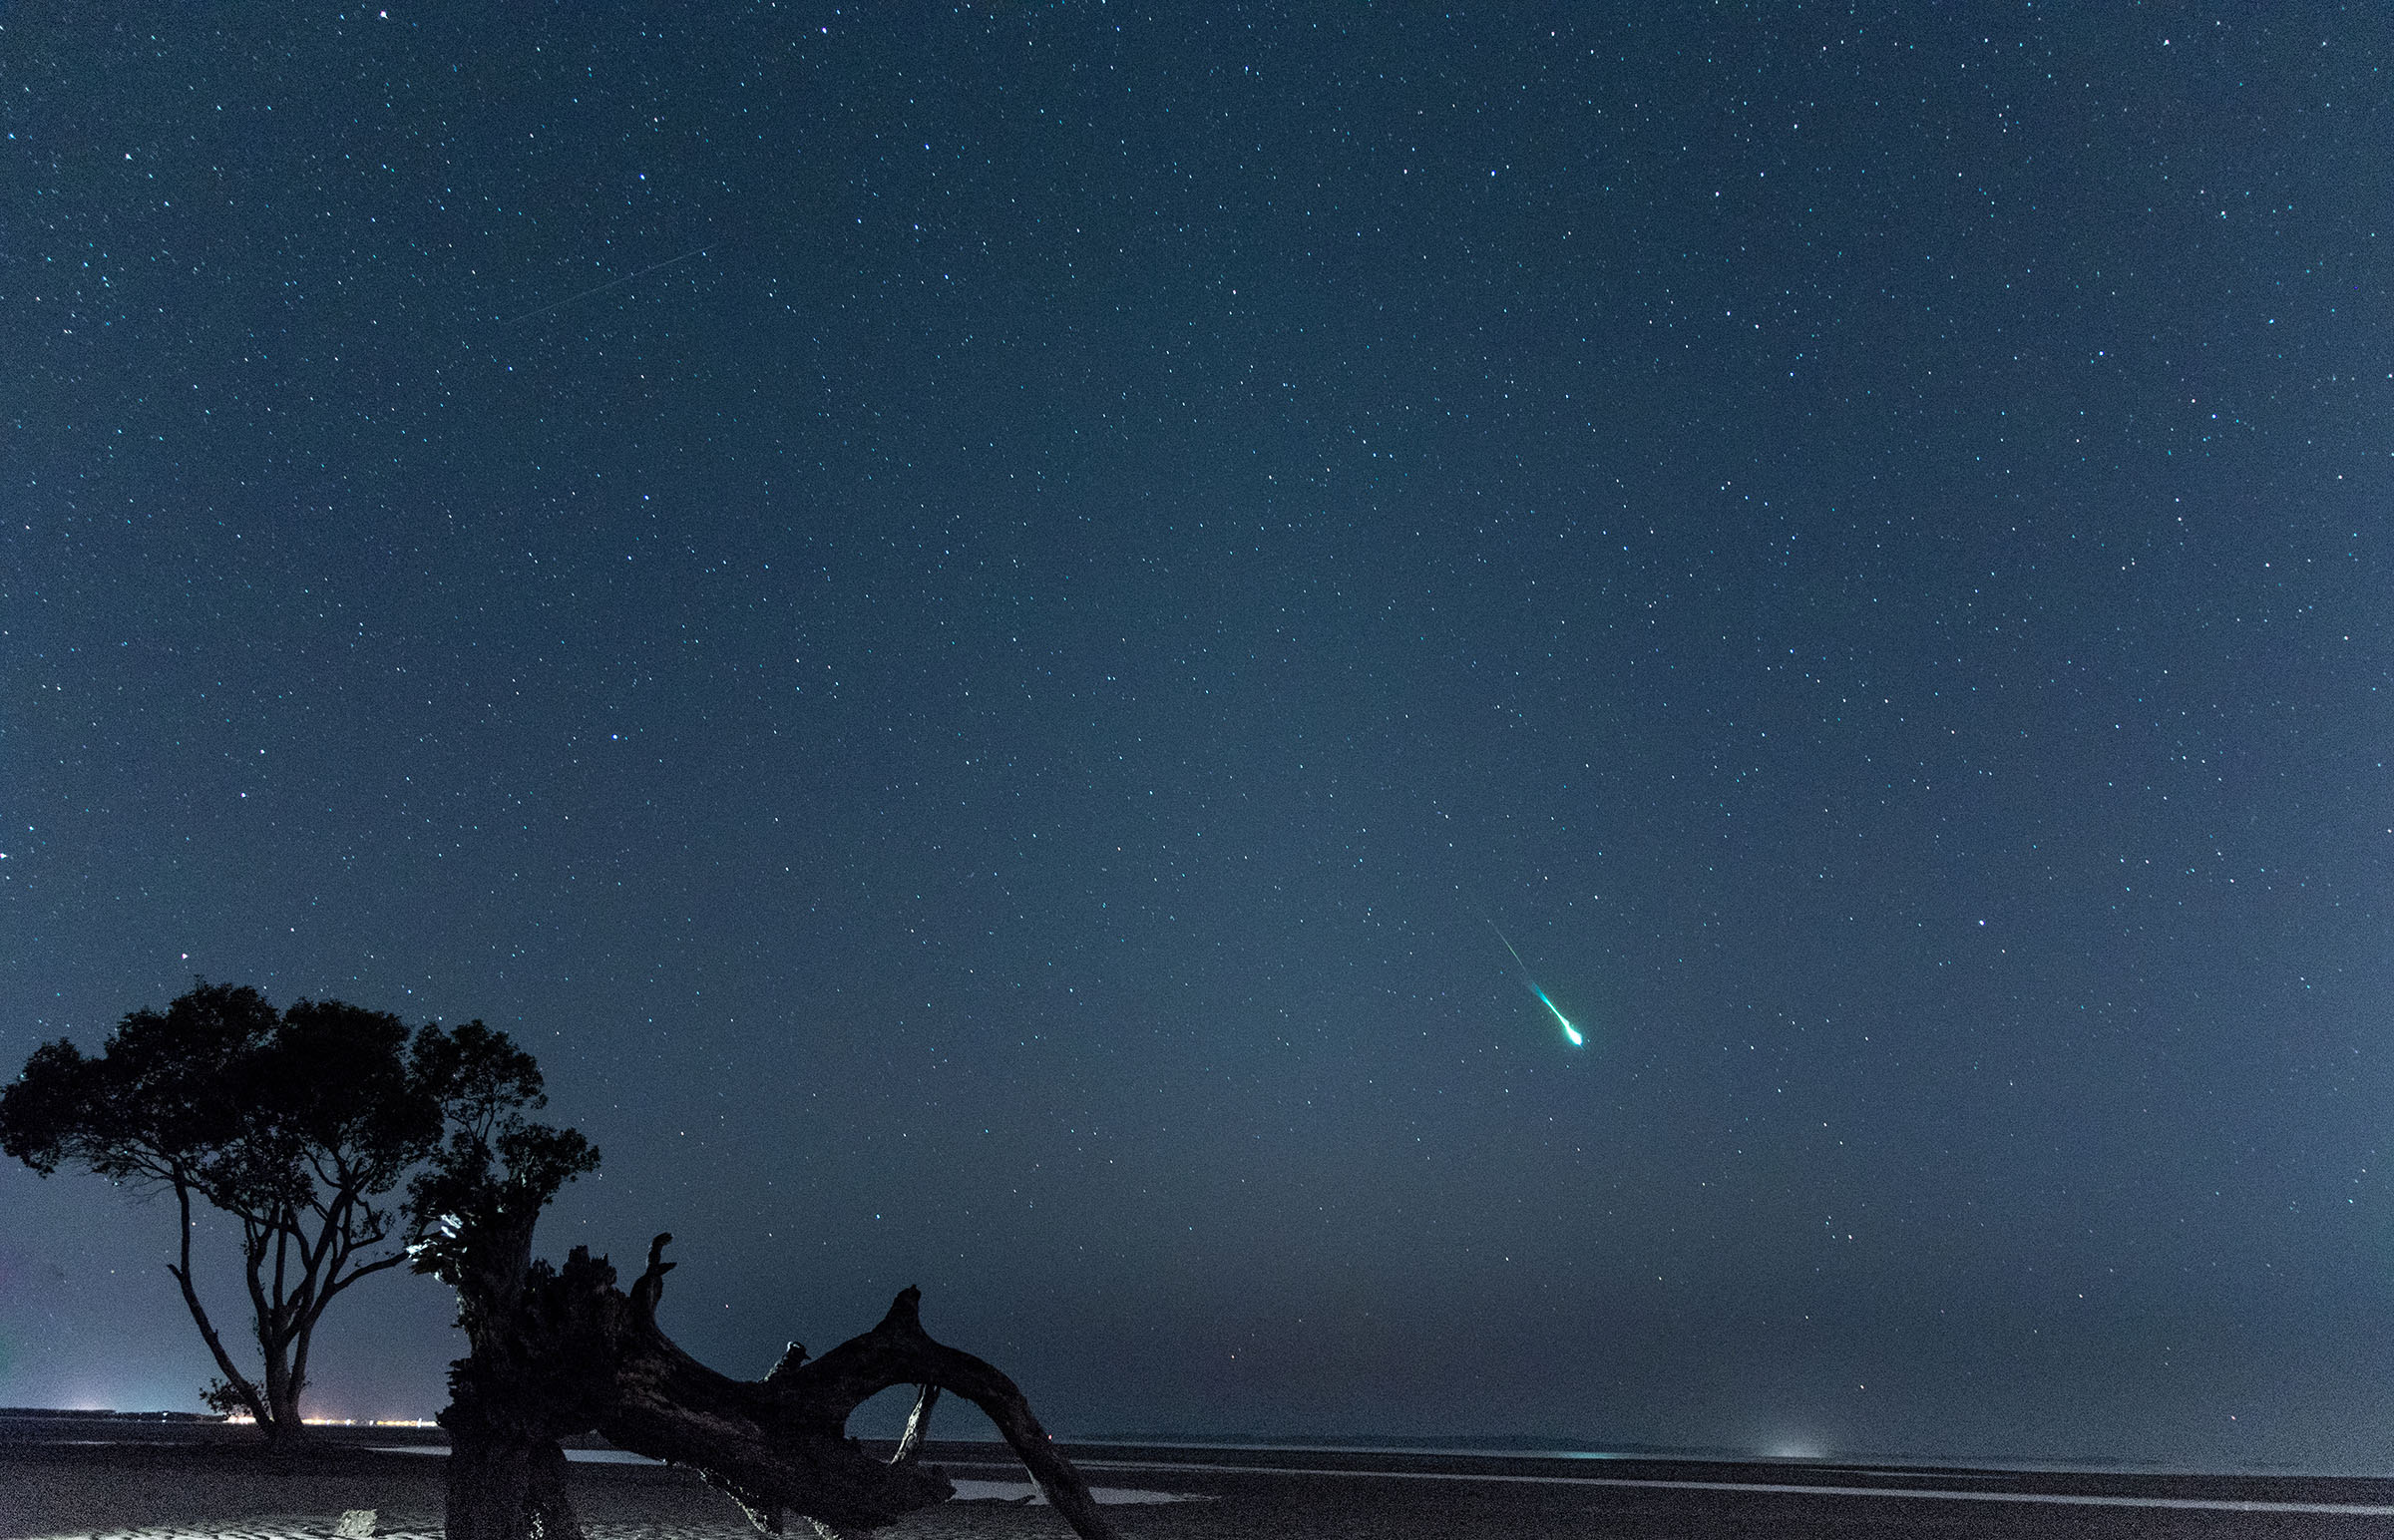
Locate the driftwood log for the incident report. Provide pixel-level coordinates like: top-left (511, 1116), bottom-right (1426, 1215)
top-left (437, 1219), bottom-right (1120, 1540)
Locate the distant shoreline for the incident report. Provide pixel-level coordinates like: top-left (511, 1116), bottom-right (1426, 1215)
top-left (0, 1407), bottom-right (2381, 1481)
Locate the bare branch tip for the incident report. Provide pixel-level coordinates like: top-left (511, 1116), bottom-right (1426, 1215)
top-left (880, 1285), bottom-right (925, 1332)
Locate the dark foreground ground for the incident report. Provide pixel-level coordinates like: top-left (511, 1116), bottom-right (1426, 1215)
top-left (4, 1418), bottom-right (2392, 1539)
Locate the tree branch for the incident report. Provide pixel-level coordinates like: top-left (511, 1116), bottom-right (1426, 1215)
top-left (454, 1233), bottom-right (1122, 1539)
top-left (778, 1284), bottom-right (1120, 1540)
top-left (891, 1384), bottom-right (940, 1466)
top-left (168, 1179), bottom-right (266, 1425)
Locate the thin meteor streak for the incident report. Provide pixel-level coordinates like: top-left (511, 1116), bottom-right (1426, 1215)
top-left (501, 245), bottom-right (711, 325)
top-left (1483, 916), bottom-right (1584, 1046)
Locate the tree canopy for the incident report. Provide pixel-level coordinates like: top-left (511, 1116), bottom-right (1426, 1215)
top-left (0, 980), bottom-right (591, 1441)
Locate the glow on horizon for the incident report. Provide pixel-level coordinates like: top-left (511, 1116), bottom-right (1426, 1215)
top-left (221, 1414), bottom-right (441, 1427)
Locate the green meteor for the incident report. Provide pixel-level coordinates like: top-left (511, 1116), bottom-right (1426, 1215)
top-left (1528, 980), bottom-right (1584, 1047)
top-left (1484, 917), bottom-right (1584, 1047)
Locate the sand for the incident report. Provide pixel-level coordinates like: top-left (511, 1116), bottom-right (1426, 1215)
top-left (0, 1438), bottom-right (1215, 1540)
top-left (12, 1425), bottom-right (2394, 1539)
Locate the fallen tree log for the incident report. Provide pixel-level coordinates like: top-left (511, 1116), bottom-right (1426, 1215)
top-left (434, 1226), bottom-right (1121, 1540)
top-left (405, 1090), bottom-right (1113, 1538)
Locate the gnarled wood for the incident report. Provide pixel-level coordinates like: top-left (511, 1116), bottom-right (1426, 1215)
top-left (442, 1230), bottom-right (1120, 1540)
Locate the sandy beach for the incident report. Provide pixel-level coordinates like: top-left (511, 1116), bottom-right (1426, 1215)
top-left (10, 1422), bottom-right (2394, 1540)
top-left (0, 1428), bottom-right (1220, 1540)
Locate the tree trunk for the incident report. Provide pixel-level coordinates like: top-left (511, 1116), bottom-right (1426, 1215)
top-left (436, 1200), bottom-right (593, 1540)
top-left (262, 1358), bottom-right (303, 1444)
top-left (443, 1406), bottom-right (583, 1540)
top-left (442, 1231), bottom-right (1120, 1540)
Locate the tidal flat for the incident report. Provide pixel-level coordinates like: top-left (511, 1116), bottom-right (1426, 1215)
top-left (7, 1421), bottom-right (2394, 1540)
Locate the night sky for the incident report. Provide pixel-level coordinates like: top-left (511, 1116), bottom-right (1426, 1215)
top-left (6, 2), bottom-right (2393, 1472)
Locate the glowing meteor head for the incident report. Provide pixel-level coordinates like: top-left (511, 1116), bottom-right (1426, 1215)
top-left (1529, 983), bottom-right (1584, 1046)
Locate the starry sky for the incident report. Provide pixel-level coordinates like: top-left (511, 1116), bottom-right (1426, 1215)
top-left (5, 1), bottom-right (2393, 1472)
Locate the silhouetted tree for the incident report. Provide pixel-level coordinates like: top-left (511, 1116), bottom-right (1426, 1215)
top-left (0, 980), bottom-right (572, 1447)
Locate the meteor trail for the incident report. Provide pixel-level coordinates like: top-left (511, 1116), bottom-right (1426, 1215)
top-left (1483, 916), bottom-right (1583, 1046)
top-left (502, 245), bottom-right (711, 325)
